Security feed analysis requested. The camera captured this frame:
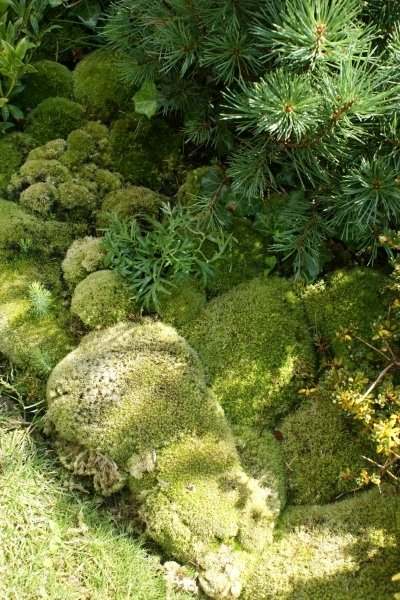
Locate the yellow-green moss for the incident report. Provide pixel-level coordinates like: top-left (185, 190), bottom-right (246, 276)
top-left (73, 50), bottom-right (135, 122)
top-left (62, 236), bottom-right (105, 287)
top-left (9, 159), bottom-right (71, 195)
top-left (280, 395), bottom-right (375, 505)
top-left (26, 97), bottom-right (87, 145)
top-left (243, 485), bottom-right (400, 600)
top-left (97, 186), bottom-right (164, 226)
top-left (109, 114), bottom-right (182, 190)
top-left (158, 280), bottom-right (206, 329)
top-left (303, 268), bottom-right (387, 366)
top-left (57, 181), bottom-right (98, 218)
top-left (60, 122), bottom-right (111, 170)
top-left (27, 138), bottom-right (67, 161)
top-left (77, 163), bottom-right (122, 195)
top-left (0, 132), bottom-right (36, 195)
top-left (70, 270), bottom-right (133, 328)
top-left (19, 181), bottom-right (58, 216)
top-left (184, 277), bottom-right (316, 427)
top-left (19, 60), bottom-right (73, 110)
top-left (206, 218), bottom-right (269, 296)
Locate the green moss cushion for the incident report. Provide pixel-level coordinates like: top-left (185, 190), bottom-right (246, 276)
top-left (158, 280), bottom-right (206, 328)
top-left (26, 97), bottom-right (87, 145)
top-left (62, 236), bottom-right (105, 288)
top-left (0, 133), bottom-right (35, 195)
top-left (19, 60), bottom-right (73, 110)
top-left (97, 186), bottom-right (164, 226)
top-left (184, 277), bottom-right (316, 427)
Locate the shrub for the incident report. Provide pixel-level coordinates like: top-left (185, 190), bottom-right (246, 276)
top-left (25, 97), bottom-right (87, 145)
top-left (97, 186), bottom-right (164, 226)
top-left (70, 270), bottom-right (134, 328)
top-left (46, 320), bottom-right (282, 598)
top-left (19, 60), bottom-right (73, 110)
top-left (73, 50), bottom-right (135, 121)
top-left (62, 236), bottom-right (105, 288)
top-left (183, 277), bottom-right (316, 427)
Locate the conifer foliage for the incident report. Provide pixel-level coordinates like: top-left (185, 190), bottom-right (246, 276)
top-left (105, 0), bottom-right (400, 279)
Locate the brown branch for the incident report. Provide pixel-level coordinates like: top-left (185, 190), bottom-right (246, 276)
top-left (359, 362), bottom-right (396, 403)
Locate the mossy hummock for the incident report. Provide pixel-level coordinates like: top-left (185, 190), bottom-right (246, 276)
top-left (26, 97), bottom-right (87, 145)
top-left (62, 236), bottom-right (106, 288)
top-left (19, 60), bottom-right (73, 110)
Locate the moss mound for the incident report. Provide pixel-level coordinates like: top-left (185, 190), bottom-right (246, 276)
top-left (303, 268), bottom-right (387, 366)
top-left (184, 277), bottom-right (316, 427)
top-left (26, 97), bottom-right (87, 145)
top-left (73, 50), bottom-right (135, 121)
top-left (70, 270), bottom-right (133, 328)
top-left (243, 485), bottom-right (400, 600)
top-left (158, 280), bottom-right (206, 329)
top-left (0, 132), bottom-right (36, 195)
top-left (62, 236), bottom-right (105, 287)
top-left (109, 114), bottom-right (182, 190)
top-left (98, 186), bottom-right (164, 226)
top-left (206, 217), bottom-right (269, 296)
top-left (19, 60), bottom-right (73, 110)
top-left (280, 395), bottom-right (375, 505)
top-left (47, 320), bottom-right (282, 598)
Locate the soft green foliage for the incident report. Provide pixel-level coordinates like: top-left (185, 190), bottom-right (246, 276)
top-left (19, 60), bottom-right (73, 110)
top-left (0, 414), bottom-right (184, 600)
top-left (0, 132), bottom-right (35, 194)
top-left (46, 320), bottom-right (281, 597)
top-left (158, 279), bottom-right (206, 328)
top-left (98, 185), bottom-right (164, 227)
top-left (103, 203), bottom-right (230, 310)
top-left (280, 395), bottom-right (375, 505)
top-left (109, 114), bottom-right (182, 190)
top-left (73, 50), bottom-right (135, 122)
top-left (0, 199), bottom-right (84, 256)
top-left (25, 97), bottom-right (87, 145)
top-left (243, 485), bottom-right (400, 600)
top-left (206, 217), bottom-right (268, 296)
top-left (303, 268), bottom-right (388, 366)
top-left (62, 236), bottom-right (105, 288)
top-left (70, 270), bottom-right (133, 329)
top-left (184, 277), bottom-right (316, 427)
top-left (0, 254), bottom-right (73, 371)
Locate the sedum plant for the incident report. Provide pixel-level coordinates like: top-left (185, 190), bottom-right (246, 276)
top-left (105, 0), bottom-right (400, 279)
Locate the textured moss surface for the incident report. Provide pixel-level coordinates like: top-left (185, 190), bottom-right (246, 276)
top-left (303, 268), bottom-right (387, 366)
top-left (70, 270), bottom-right (133, 328)
top-left (62, 236), bottom-right (105, 288)
top-left (158, 280), bottom-right (206, 328)
top-left (26, 97), bottom-right (87, 145)
top-left (184, 277), bottom-right (316, 427)
top-left (19, 60), bottom-right (73, 110)
top-left (73, 50), bottom-right (135, 121)
top-left (0, 133), bottom-right (35, 195)
top-left (243, 485), bottom-right (400, 600)
top-left (98, 186), bottom-right (164, 226)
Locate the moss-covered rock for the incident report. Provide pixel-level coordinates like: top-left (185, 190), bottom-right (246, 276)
top-left (0, 133), bottom-right (36, 195)
top-left (0, 255), bottom-right (74, 372)
top-left (243, 485), bottom-right (400, 600)
top-left (0, 199), bottom-right (84, 256)
top-left (19, 60), bottom-right (73, 110)
top-left (97, 186), bottom-right (163, 226)
top-left (57, 181), bottom-right (97, 218)
top-left (158, 280), bottom-right (206, 329)
top-left (73, 50), bottom-right (135, 122)
top-left (70, 270), bottom-right (133, 328)
top-left (46, 320), bottom-right (282, 598)
top-left (303, 268), bottom-right (387, 366)
top-left (184, 277), bottom-right (316, 427)
top-left (19, 181), bottom-right (58, 216)
top-left (109, 114), bottom-right (182, 191)
top-left (280, 395), bottom-right (374, 505)
top-left (62, 236), bottom-right (105, 288)
top-left (26, 97), bottom-right (87, 145)
top-left (206, 217), bottom-right (269, 296)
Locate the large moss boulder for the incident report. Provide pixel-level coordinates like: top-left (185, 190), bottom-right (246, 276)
top-left (46, 320), bottom-right (283, 599)
top-left (184, 277), bottom-right (316, 427)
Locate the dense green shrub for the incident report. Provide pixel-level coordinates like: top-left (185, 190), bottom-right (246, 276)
top-left (184, 277), bottom-right (316, 427)
top-left (70, 270), bottom-right (133, 328)
top-left (19, 60), bottom-right (73, 110)
top-left (62, 236), bottom-right (106, 288)
top-left (46, 320), bottom-right (282, 597)
top-left (73, 50), bottom-right (135, 121)
top-left (25, 97), bottom-right (87, 144)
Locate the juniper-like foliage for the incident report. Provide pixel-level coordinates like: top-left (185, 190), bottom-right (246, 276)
top-left (105, 0), bottom-right (400, 279)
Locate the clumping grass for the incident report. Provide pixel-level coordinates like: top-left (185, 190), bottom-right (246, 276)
top-left (0, 412), bottom-right (189, 600)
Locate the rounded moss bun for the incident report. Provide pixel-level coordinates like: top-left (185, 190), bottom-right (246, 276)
top-left (70, 270), bottom-right (133, 328)
top-left (184, 277), bottom-right (316, 427)
top-left (0, 133), bottom-right (35, 195)
top-left (280, 395), bottom-right (374, 505)
top-left (28, 139), bottom-right (67, 161)
top-left (110, 114), bottom-right (182, 190)
top-left (158, 280), bottom-right (206, 329)
top-left (26, 97), bottom-right (87, 145)
top-left (19, 60), bottom-right (73, 110)
top-left (61, 123), bottom-right (110, 170)
top-left (62, 236), bottom-right (105, 288)
top-left (46, 320), bottom-right (281, 597)
top-left (98, 186), bottom-right (163, 226)
top-left (73, 51), bottom-right (134, 122)
top-left (19, 182), bottom-right (58, 216)
top-left (303, 268), bottom-right (387, 366)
